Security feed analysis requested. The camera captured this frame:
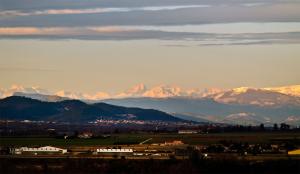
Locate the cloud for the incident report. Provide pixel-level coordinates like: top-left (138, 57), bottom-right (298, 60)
top-left (0, 26), bottom-right (137, 35)
top-left (0, 5), bottom-right (210, 17)
top-left (88, 26), bottom-right (138, 33)
top-left (1, 23), bottom-right (300, 45)
top-left (0, 23), bottom-right (299, 46)
top-left (1, 23), bottom-right (300, 36)
top-left (127, 23), bottom-right (300, 34)
top-left (241, 3), bottom-right (266, 7)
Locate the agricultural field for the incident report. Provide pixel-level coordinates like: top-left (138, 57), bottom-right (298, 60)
top-left (1, 132), bottom-right (300, 147)
top-left (0, 135), bottom-right (144, 147)
top-left (148, 132), bottom-right (300, 145)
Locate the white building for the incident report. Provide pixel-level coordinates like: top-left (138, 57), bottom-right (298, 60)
top-left (178, 130), bottom-right (198, 134)
top-left (12, 146), bottom-right (67, 154)
top-left (96, 148), bottom-right (133, 153)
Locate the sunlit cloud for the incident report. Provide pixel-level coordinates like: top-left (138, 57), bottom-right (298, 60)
top-left (0, 26), bottom-right (137, 35)
top-left (1, 23), bottom-right (300, 36)
top-left (0, 5), bottom-right (211, 17)
top-left (0, 27), bottom-right (69, 35)
top-left (1, 23), bottom-right (300, 46)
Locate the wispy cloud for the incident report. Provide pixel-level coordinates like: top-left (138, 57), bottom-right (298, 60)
top-left (1, 23), bottom-right (300, 45)
top-left (127, 23), bottom-right (300, 34)
top-left (241, 3), bottom-right (266, 7)
top-left (0, 26), bottom-right (137, 35)
top-left (0, 5), bottom-right (210, 17)
top-left (1, 23), bottom-right (300, 35)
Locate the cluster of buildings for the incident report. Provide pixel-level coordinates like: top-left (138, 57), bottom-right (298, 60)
top-left (8, 142), bottom-right (300, 157)
top-left (10, 146), bottom-right (173, 158)
top-left (11, 146), bottom-right (67, 155)
top-left (91, 119), bottom-right (146, 125)
top-left (10, 146), bottom-right (135, 156)
top-left (9, 140), bottom-right (186, 157)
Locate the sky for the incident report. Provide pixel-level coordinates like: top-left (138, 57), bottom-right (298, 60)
top-left (0, 0), bottom-right (300, 94)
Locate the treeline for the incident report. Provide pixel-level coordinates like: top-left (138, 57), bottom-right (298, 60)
top-left (0, 121), bottom-right (299, 137)
top-left (200, 123), bottom-right (298, 133)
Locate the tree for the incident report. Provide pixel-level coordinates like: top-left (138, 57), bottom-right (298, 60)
top-left (280, 123), bottom-right (290, 131)
top-left (260, 123), bottom-right (265, 131)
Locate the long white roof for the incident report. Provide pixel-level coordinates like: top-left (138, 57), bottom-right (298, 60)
top-left (96, 149), bottom-right (133, 153)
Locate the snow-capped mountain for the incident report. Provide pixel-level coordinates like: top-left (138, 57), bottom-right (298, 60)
top-left (0, 85), bottom-right (111, 101)
top-left (55, 90), bottom-right (110, 100)
top-left (116, 84), bottom-right (222, 98)
top-left (0, 85), bottom-right (50, 98)
top-left (116, 83), bottom-right (147, 98)
top-left (142, 85), bottom-right (186, 98)
top-left (2, 84), bottom-right (300, 102)
top-left (1, 84), bottom-right (300, 125)
top-left (14, 92), bottom-right (68, 102)
top-left (208, 87), bottom-right (300, 107)
top-left (116, 84), bottom-right (193, 98)
top-left (264, 85), bottom-right (300, 97)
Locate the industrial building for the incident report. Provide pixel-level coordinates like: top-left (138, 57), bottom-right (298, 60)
top-left (95, 148), bottom-right (134, 156)
top-left (11, 146), bottom-right (67, 155)
top-left (178, 130), bottom-right (198, 134)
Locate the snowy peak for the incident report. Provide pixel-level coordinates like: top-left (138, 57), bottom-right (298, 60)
top-left (232, 87), bottom-right (252, 95)
top-left (116, 84), bottom-right (223, 99)
top-left (142, 85), bottom-right (184, 98)
top-left (116, 84), bottom-right (187, 98)
top-left (1, 84), bottom-right (300, 105)
top-left (0, 85), bottom-right (49, 98)
top-left (264, 85), bottom-right (300, 97)
top-left (200, 88), bottom-right (224, 97)
top-left (13, 92), bottom-right (68, 102)
top-left (116, 83), bottom-right (147, 98)
top-left (211, 87), bottom-right (300, 106)
top-left (129, 83), bottom-right (147, 94)
top-left (55, 90), bottom-right (110, 100)
top-left (55, 90), bottom-right (84, 100)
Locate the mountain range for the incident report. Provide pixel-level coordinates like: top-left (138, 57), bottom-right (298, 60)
top-left (0, 96), bottom-right (181, 123)
top-left (0, 84), bottom-right (299, 125)
top-left (2, 84), bottom-right (300, 100)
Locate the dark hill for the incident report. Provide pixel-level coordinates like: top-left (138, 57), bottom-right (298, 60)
top-left (0, 96), bottom-right (182, 123)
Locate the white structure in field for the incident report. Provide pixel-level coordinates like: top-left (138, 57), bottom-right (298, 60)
top-left (13, 146), bottom-right (67, 154)
top-left (96, 148), bottom-right (133, 153)
top-left (178, 130), bottom-right (198, 134)
top-left (163, 140), bottom-right (184, 146)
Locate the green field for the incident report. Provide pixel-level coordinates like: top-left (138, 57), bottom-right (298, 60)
top-left (0, 135), bottom-right (146, 147)
top-left (1, 132), bottom-right (300, 147)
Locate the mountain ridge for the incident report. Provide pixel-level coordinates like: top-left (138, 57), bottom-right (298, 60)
top-left (1, 84), bottom-right (300, 125)
top-left (1, 84), bottom-right (300, 100)
top-left (0, 96), bottom-right (182, 123)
